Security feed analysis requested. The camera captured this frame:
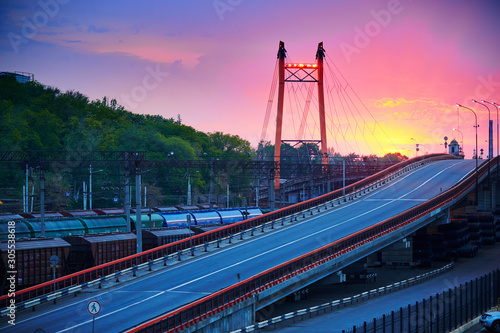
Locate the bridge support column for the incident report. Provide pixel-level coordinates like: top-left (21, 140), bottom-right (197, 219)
top-left (380, 238), bottom-right (413, 266)
top-left (183, 297), bottom-right (256, 333)
top-left (477, 180), bottom-right (493, 212)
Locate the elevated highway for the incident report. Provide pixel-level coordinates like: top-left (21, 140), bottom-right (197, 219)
top-left (1, 154), bottom-right (496, 332)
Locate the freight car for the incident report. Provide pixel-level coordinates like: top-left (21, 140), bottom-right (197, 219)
top-left (0, 237), bottom-right (70, 292)
top-left (0, 220), bottom-right (32, 240)
top-left (64, 233), bottom-right (136, 272)
top-left (130, 213), bottom-right (165, 229)
top-left (141, 229), bottom-right (194, 251)
top-left (160, 208), bottom-right (262, 228)
top-left (0, 207), bottom-right (262, 294)
top-left (0, 207), bottom-right (261, 241)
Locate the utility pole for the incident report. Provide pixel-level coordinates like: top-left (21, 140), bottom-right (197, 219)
top-left (25, 164), bottom-right (28, 213)
top-left (187, 173), bottom-right (192, 205)
top-left (209, 157), bottom-right (214, 209)
top-left (83, 181), bottom-right (87, 210)
top-left (135, 161), bottom-right (142, 253)
top-left (89, 165), bottom-right (92, 210)
top-left (124, 154), bottom-right (131, 232)
top-left (40, 169), bottom-right (45, 237)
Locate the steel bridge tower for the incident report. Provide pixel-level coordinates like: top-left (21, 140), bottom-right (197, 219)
top-left (274, 41), bottom-right (328, 189)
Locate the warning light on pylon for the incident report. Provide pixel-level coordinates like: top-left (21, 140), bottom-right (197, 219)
top-left (286, 63), bottom-right (318, 68)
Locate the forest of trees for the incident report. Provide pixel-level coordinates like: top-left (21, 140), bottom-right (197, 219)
top-left (0, 76), bottom-right (406, 212)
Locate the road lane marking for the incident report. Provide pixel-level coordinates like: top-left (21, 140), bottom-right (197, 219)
top-left (364, 199), bottom-right (427, 201)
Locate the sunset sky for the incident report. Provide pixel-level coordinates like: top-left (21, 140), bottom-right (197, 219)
top-left (2, 0), bottom-right (500, 158)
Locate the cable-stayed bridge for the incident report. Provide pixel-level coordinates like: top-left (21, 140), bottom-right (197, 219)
top-left (2, 42), bottom-right (496, 333)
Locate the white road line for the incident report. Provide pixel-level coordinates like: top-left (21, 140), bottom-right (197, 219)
top-left (364, 199), bottom-right (427, 201)
top-left (166, 290), bottom-right (211, 295)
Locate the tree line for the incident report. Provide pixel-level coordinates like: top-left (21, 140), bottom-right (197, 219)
top-left (0, 77), bottom-right (406, 213)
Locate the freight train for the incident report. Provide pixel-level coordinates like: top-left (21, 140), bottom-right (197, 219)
top-left (0, 207), bottom-right (262, 294)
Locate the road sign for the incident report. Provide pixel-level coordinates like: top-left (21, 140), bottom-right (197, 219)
top-left (49, 255), bottom-right (59, 266)
top-left (88, 300), bottom-right (101, 333)
top-left (87, 301), bottom-right (101, 315)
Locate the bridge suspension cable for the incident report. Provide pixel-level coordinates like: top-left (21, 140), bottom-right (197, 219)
top-left (324, 55), bottom-right (398, 157)
top-left (260, 59), bottom-right (279, 144)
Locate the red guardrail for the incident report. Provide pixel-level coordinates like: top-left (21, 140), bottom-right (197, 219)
top-left (126, 155), bottom-right (495, 333)
top-left (0, 153), bottom-right (452, 308)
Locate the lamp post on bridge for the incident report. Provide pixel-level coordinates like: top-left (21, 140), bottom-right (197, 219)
top-left (472, 100), bottom-right (492, 159)
top-left (482, 100), bottom-right (500, 157)
top-left (473, 100), bottom-right (494, 210)
top-left (457, 104), bottom-right (478, 206)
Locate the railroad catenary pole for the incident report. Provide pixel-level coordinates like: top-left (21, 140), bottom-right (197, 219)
top-left (40, 169), bottom-right (45, 237)
top-left (125, 153), bottom-right (131, 232)
top-left (135, 160), bottom-right (142, 253)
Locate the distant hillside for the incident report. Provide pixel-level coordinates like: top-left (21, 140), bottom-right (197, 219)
top-left (0, 77), bottom-right (253, 212)
top-left (0, 77), bottom-right (252, 159)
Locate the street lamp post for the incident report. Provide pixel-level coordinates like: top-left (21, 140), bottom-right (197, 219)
top-left (457, 104), bottom-right (478, 205)
top-left (482, 100), bottom-right (499, 157)
top-left (89, 165), bottom-right (104, 211)
top-left (473, 100), bottom-right (493, 210)
top-left (187, 173), bottom-right (191, 206)
top-left (473, 100), bottom-right (492, 158)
